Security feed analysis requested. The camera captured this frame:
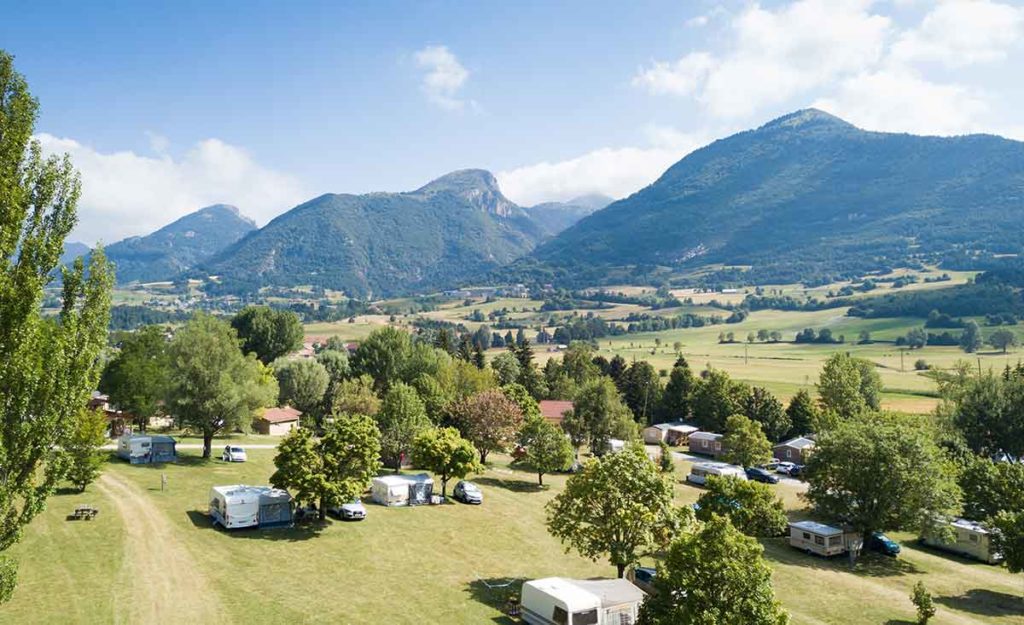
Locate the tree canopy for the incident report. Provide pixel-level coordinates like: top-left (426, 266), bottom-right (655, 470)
top-left (722, 414), bottom-right (773, 468)
top-left (449, 389), bottom-right (524, 463)
top-left (695, 476), bottom-right (788, 537)
top-left (230, 305), bottom-right (304, 364)
top-left (412, 426), bottom-right (479, 497)
top-left (99, 324), bottom-right (170, 430)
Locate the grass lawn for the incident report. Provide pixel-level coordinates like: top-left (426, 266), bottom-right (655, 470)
top-left (2, 448), bottom-right (1022, 624)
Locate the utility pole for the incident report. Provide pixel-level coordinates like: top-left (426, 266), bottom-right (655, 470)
top-left (900, 349), bottom-right (904, 372)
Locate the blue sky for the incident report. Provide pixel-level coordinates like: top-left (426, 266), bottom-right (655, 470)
top-left (3, 0), bottom-right (1024, 242)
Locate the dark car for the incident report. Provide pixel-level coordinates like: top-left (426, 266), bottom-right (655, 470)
top-left (788, 464), bottom-right (806, 478)
top-left (745, 467), bottom-right (780, 484)
top-left (868, 532), bottom-right (901, 557)
top-left (629, 566), bottom-right (657, 595)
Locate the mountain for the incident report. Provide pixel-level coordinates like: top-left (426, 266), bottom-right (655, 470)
top-left (105, 204), bottom-right (256, 284)
top-left (199, 170), bottom-right (545, 298)
top-left (60, 241), bottom-right (90, 267)
top-left (524, 194), bottom-right (614, 237)
top-left (529, 109), bottom-right (1024, 286)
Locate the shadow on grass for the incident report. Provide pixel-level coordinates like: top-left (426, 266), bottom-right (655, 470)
top-left (184, 509), bottom-right (325, 541)
top-left (883, 620), bottom-right (916, 625)
top-left (465, 577), bottom-right (527, 624)
top-left (54, 487), bottom-right (85, 496)
top-left (474, 476), bottom-right (544, 494)
top-left (935, 589), bottom-right (1024, 618)
top-left (761, 539), bottom-right (920, 577)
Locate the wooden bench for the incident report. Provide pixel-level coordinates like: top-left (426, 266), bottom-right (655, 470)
top-left (72, 505), bottom-right (98, 520)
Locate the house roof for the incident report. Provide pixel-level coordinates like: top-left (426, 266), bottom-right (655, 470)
top-left (523, 578), bottom-right (601, 612)
top-left (260, 406), bottom-right (302, 423)
top-left (790, 520), bottom-right (843, 536)
top-left (777, 436), bottom-right (816, 449)
top-left (539, 400), bottom-right (574, 423)
top-left (689, 431), bottom-right (722, 441)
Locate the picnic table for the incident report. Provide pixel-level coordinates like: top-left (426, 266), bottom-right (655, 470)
top-left (71, 504), bottom-right (99, 520)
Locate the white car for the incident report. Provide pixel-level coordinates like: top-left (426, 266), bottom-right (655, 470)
top-left (329, 499), bottom-right (367, 521)
top-left (775, 461), bottom-right (797, 475)
top-left (221, 445), bottom-right (247, 463)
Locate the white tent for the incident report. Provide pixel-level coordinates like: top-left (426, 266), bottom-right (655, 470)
top-left (371, 474), bottom-right (434, 507)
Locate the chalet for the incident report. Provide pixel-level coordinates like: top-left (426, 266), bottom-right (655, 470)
top-left (688, 431), bottom-right (726, 458)
top-left (254, 406), bottom-right (302, 435)
top-left (539, 400), bottom-right (574, 425)
top-left (642, 422), bottom-right (699, 446)
top-left (774, 436), bottom-right (816, 463)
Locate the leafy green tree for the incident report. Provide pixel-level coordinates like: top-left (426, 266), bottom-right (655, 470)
top-left (561, 342), bottom-right (601, 385)
top-left (911, 581), bottom-right (936, 625)
top-left (817, 353), bottom-right (881, 418)
top-left (64, 409), bottom-right (109, 493)
top-left (315, 348), bottom-right (350, 383)
top-left (988, 328), bottom-right (1018, 353)
top-left (950, 370), bottom-right (1024, 458)
top-left (412, 426), bottom-right (479, 497)
top-left (273, 358), bottom-right (330, 428)
top-left (376, 382), bottom-right (430, 471)
top-left (449, 389), bottom-right (524, 463)
top-left (722, 414), bottom-right (773, 468)
top-left (691, 369), bottom-right (749, 432)
top-left (658, 440), bottom-right (675, 473)
top-left (991, 510), bottom-right (1024, 576)
top-left (959, 320), bottom-right (983, 353)
top-left (804, 413), bottom-right (959, 556)
top-left (166, 314), bottom-right (279, 458)
top-left (490, 351), bottom-right (521, 386)
top-left (743, 386), bottom-right (790, 442)
top-left (350, 326), bottom-right (413, 392)
top-left (526, 420), bottom-right (575, 486)
top-left (905, 327), bottom-right (927, 349)
top-left (99, 325), bottom-right (171, 431)
top-left (510, 339), bottom-right (546, 399)
top-left (560, 409), bottom-right (588, 454)
top-left (959, 458), bottom-right (1024, 521)
top-left (572, 377), bottom-right (638, 455)
top-left (230, 305), bottom-right (304, 364)
top-left (638, 515), bottom-right (789, 625)
top-left (659, 357), bottom-right (696, 421)
top-left (269, 427), bottom-right (320, 516)
top-left (500, 383), bottom-right (541, 421)
top-left (0, 51), bottom-right (114, 602)
top-left (785, 389), bottom-right (820, 437)
top-left (546, 444), bottom-right (684, 577)
top-left (619, 361), bottom-right (662, 425)
top-left (328, 374), bottom-right (381, 418)
top-left (695, 476), bottom-right (787, 536)
top-left (410, 372), bottom-right (450, 422)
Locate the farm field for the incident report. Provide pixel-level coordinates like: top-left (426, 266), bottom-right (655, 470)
top-left (3, 448), bottom-right (1021, 624)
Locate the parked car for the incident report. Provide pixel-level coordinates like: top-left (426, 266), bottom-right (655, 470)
top-left (453, 481), bottom-right (483, 504)
top-left (775, 462), bottom-right (797, 475)
top-left (328, 499), bottom-right (367, 521)
top-left (761, 459), bottom-right (780, 471)
top-left (868, 531), bottom-right (901, 557)
top-left (745, 467), bottom-right (780, 484)
top-left (788, 464), bottom-right (806, 478)
top-left (629, 566), bottom-right (657, 595)
top-left (221, 445), bottom-right (247, 463)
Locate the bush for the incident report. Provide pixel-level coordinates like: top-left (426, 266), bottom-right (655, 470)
top-left (911, 581), bottom-right (936, 624)
top-left (658, 441), bottom-right (675, 473)
top-left (914, 359), bottom-right (929, 371)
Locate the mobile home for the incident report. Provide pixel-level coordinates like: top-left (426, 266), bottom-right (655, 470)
top-left (521, 577), bottom-right (645, 625)
top-left (370, 474), bottom-right (434, 507)
top-left (686, 461), bottom-right (747, 485)
top-left (773, 436), bottom-right (815, 463)
top-left (688, 431), bottom-right (725, 458)
top-left (642, 422), bottom-right (699, 446)
top-left (921, 518), bottom-right (1003, 564)
top-left (788, 521), bottom-right (859, 557)
top-left (208, 485), bottom-right (293, 529)
top-left (116, 432), bottom-right (177, 464)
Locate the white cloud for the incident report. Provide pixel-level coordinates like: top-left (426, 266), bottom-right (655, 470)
top-left (414, 45), bottom-right (472, 111)
top-left (36, 134), bottom-right (307, 245)
top-left (891, 0), bottom-right (1024, 67)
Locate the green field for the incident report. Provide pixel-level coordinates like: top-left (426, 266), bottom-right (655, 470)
top-left (3, 447), bottom-right (1022, 624)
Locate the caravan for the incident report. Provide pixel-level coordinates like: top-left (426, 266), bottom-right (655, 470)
top-left (685, 461), bottom-right (747, 485)
top-left (921, 518), bottom-right (1003, 564)
top-left (116, 432), bottom-right (177, 464)
top-left (370, 474), bottom-right (434, 506)
top-left (208, 485), bottom-right (293, 529)
top-left (521, 577), bottom-right (645, 625)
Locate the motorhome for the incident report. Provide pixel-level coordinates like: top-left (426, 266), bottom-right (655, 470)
top-left (921, 518), bottom-right (1003, 564)
top-left (520, 577), bottom-right (645, 625)
top-left (208, 485), bottom-right (293, 529)
top-left (116, 432), bottom-right (177, 464)
top-left (685, 461), bottom-right (747, 485)
top-left (370, 474), bottom-right (434, 506)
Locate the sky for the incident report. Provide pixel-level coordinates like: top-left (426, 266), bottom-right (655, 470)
top-left (3, 0), bottom-right (1024, 244)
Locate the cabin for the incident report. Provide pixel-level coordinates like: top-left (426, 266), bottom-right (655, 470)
top-left (642, 422), bottom-right (698, 446)
top-left (688, 431), bottom-right (725, 458)
top-left (539, 400), bottom-right (574, 425)
top-left (788, 521), bottom-right (859, 557)
top-left (921, 518), bottom-right (1003, 564)
top-left (208, 485), bottom-right (293, 529)
top-left (254, 406), bottom-right (302, 435)
top-left (370, 474), bottom-right (434, 507)
top-left (520, 577), bottom-right (645, 625)
top-left (774, 436), bottom-right (815, 463)
top-left (116, 433), bottom-right (177, 464)
top-left (686, 461), bottom-right (746, 485)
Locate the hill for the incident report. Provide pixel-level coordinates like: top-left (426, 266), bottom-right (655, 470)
top-left (105, 205), bottom-right (256, 284)
top-left (59, 241), bottom-right (90, 267)
top-left (527, 109), bottom-right (1024, 287)
top-left (523, 194), bottom-right (613, 237)
top-left (199, 170), bottom-right (545, 298)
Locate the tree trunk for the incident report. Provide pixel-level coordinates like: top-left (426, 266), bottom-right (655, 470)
top-left (616, 563), bottom-right (626, 578)
top-left (441, 477), bottom-right (448, 498)
top-left (318, 495), bottom-right (326, 521)
top-left (538, 472), bottom-right (544, 486)
top-left (480, 450), bottom-right (488, 464)
top-left (202, 431), bottom-right (213, 458)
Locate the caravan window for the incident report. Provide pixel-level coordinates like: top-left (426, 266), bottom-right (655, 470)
top-left (829, 536), bottom-right (843, 547)
top-left (802, 532), bottom-right (811, 540)
top-left (968, 534), bottom-right (978, 543)
top-left (573, 609), bottom-right (598, 625)
top-left (714, 442), bottom-right (722, 451)
top-left (814, 535), bottom-right (825, 545)
top-left (553, 606), bottom-right (568, 625)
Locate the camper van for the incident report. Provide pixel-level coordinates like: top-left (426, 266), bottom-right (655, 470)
top-left (116, 432), bottom-right (177, 464)
top-left (521, 577), bottom-right (645, 625)
top-left (685, 461), bottom-right (747, 485)
top-left (208, 485), bottom-right (293, 530)
top-left (921, 518), bottom-right (1003, 564)
top-left (370, 474), bottom-right (434, 506)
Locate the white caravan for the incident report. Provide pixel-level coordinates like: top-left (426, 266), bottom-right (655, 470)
top-left (521, 577), bottom-right (645, 625)
top-left (685, 461), bottom-right (747, 485)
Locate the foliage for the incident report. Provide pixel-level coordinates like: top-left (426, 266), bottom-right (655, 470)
top-left (638, 515), bottom-right (789, 625)
top-left (722, 414), bottom-right (773, 468)
top-left (959, 321), bottom-right (983, 353)
top-left (230, 305), bottom-right (304, 365)
top-left (987, 328), bottom-right (1018, 353)
top-left (546, 444), bottom-right (684, 577)
top-left (571, 377), bottom-right (638, 455)
top-left (0, 50), bottom-right (113, 603)
top-left (376, 382), bottom-right (430, 471)
top-left (658, 441), bottom-right (674, 473)
top-left (315, 349), bottom-right (350, 383)
top-left (166, 314), bottom-right (278, 458)
top-left (618, 360), bottom-right (662, 425)
top-left (817, 353), bottom-right (881, 419)
top-left (64, 409), bottom-right (109, 492)
top-left (99, 324), bottom-right (171, 429)
top-left (785, 389), bottom-right (819, 437)
top-left (500, 383), bottom-right (541, 421)
top-left (991, 510), bottom-right (1024, 574)
top-left (743, 386), bottom-right (790, 442)
top-left (659, 356), bottom-right (695, 421)
top-left (695, 476), bottom-right (788, 537)
top-left (273, 358), bottom-right (330, 428)
top-left (525, 419), bottom-right (575, 486)
top-left (328, 374), bottom-right (381, 418)
top-left (947, 369), bottom-right (1024, 459)
top-left (910, 581), bottom-right (936, 625)
top-left (412, 426), bottom-right (480, 497)
top-left (448, 390), bottom-right (524, 463)
top-left (691, 369), bottom-right (750, 433)
top-left (490, 352), bottom-right (520, 386)
top-left (959, 458), bottom-right (1024, 521)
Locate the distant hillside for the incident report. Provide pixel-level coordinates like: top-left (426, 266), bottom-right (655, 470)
top-left (60, 241), bottom-right (90, 267)
top-left (106, 204), bottom-right (256, 284)
top-left (527, 109), bottom-right (1024, 287)
top-left (524, 194), bottom-right (613, 237)
top-left (199, 170), bottom-right (545, 298)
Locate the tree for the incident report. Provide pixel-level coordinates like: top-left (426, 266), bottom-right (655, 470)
top-left (350, 326), bottom-right (412, 392)
top-left (490, 351), bottom-right (521, 386)
top-left (905, 327), bottom-right (927, 349)
top-left (546, 444), bottom-right (684, 577)
top-left (273, 358), bottom-right (330, 428)
top-left (817, 353), bottom-right (880, 418)
top-left (526, 420), bottom-right (575, 486)
top-left (449, 389), bottom-right (524, 463)
top-left (638, 515), bottom-right (789, 625)
top-left (572, 377), bottom-right (638, 455)
top-left (315, 348), bottom-right (350, 383)
top-left (501, 382), bottom-right (541, 422)
top-left (804, 413), bottom-right (959, 556)
top-left (722, 414), bottom-right (773, 468)
top-left (949, 370), bottom-right (1024, 459)
top-left (328, 374), bottom-right (381, 418)
top-left (99, 325), bottom-right (171, 431)
top-left (959, 320), bottom-right (983, 353)
top-left (695, 476), bottom-right (787, 536)
top-left (413, 426), bottom-right (479, 497)
top-left (959, 458), bottom-right (1024, 521)
top-left (785, 389), bottom-right (820, 437)
top-left (64, 409), bottom-right (109, 493)
top-left (166, 314), bottom-right (278, 458)
top-left (561, 342), bottom-right (600, 385)
top-left (0, 51), bottom-right (114, 602)
top-left (658, 441), bottom-right (675, 474)
top-left (988, 328), bottom-right (1018, 353)
top-left (911, 581), bottom-right (936, 625)
top-left (659, 357), bottom-right (696, 422)
top-left (743, 386), bottom-right (790, 442)
top-left (619, 361), bottom-right (662, 425)
top-left (691, 369), bottom-right (749, 433)
top-left (376, 382), bottom-right (429, 471)
top-left (991, 510), bottom-right (1024, 576)
top-left (230, 305), bottom-right (304, 364)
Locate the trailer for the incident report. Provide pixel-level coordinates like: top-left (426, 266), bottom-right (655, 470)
top-left (788, 521), bottom-right (860, 557)
top-left (208, 485), bottom-right (293, 529)
top-left (116, 432), bottom-right (177, 464)
top-left (370, 474), bottom-right (434, 507)
top-left (921, 518), bottom-right (1003, 564)
top-left (521, 577), bottom-right (645, 625)
top-left (686, 461), bottom-right (747, 485)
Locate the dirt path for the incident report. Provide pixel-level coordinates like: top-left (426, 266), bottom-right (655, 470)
top-left (96, 472), bottom-right (221, 623)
